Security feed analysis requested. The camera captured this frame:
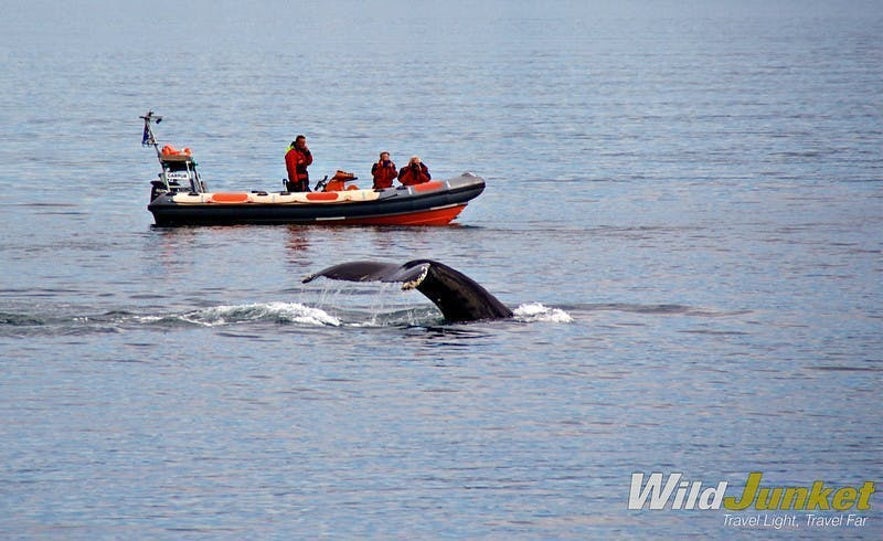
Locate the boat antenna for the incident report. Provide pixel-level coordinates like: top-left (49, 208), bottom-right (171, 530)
top-left (140, 110), bottom-right (163, 163)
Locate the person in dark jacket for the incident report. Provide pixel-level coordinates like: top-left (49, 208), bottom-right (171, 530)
top-left (398, 155), bottom-right (431, 186)
top-left (371, 151), bottom-right (398, 189)
top-left (285, 135), bottom-right (313, 192)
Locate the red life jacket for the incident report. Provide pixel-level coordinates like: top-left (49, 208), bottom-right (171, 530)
top-left (372, 161), bottom-right (398, 189)
top-left (398, 163), bottom-right (431, 186)
top-left (285, 147), bottom-right (313, 182)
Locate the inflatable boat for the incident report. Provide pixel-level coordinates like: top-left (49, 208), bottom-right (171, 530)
top-left (140, 112), bottom-right (485, 227)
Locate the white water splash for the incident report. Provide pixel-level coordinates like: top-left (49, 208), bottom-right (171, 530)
top-left (136, 302), bottom-right (341, 327)
top-left (267, 302), bottom-right (342, 326)
top-left (513, 303), bottom-right (573, 323)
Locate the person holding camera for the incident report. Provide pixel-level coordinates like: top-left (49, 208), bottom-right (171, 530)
top-left (397, 155), bottom-right (431, 186)
top-left (285, 135), bottom-right (313, 192)
top-left (371, 151), bottom-right (398, 189)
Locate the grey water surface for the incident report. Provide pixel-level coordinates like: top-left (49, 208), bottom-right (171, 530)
top-left (1, 1), bottom-right (881, 539)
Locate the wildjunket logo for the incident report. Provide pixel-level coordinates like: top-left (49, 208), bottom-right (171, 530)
top-left (628, 472), bottom-right (876, 512)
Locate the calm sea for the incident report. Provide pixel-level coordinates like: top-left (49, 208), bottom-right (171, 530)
top-left (1, 1), bottom-right (881, 539)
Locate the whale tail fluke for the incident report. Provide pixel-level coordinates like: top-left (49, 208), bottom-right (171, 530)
top-left (303, 259), bottom-right (513, 322)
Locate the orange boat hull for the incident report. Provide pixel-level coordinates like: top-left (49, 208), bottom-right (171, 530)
top-left (334, 204), bottom-right (467, 226)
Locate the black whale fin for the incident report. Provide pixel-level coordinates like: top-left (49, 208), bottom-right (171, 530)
top-left (303, 259), bottom-right (514, 322)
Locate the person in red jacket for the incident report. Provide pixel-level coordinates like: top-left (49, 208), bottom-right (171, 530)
top-left (371, 151), bottom-right (398, 189)
top-left (398, 155), bottom-right (431, 186)
top-left (285, 135), bottom-right (313, 192)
